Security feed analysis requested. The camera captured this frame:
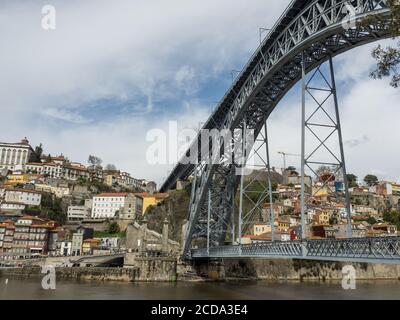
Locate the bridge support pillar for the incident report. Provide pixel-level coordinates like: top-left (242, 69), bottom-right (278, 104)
top-left (300, 54), bottom-right (352, 240)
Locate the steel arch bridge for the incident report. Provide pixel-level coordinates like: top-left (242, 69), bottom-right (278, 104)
top-left (160, 0), bottom-right (400, 264)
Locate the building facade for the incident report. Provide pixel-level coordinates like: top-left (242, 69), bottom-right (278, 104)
top-left (91, 193), bottom-right (129, 219)
top-left (5, 189), bottom-right (42, 206)
top-left (67, 205), bottom-right (90, 221)
top-left (0, 138), bottom-right (33, 171)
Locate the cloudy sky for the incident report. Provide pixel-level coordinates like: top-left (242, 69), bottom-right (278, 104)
top-left (0, 0), bottom-right (399, 185)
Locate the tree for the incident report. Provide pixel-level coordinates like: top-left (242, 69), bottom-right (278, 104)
top-left (347, 174), bottom-right (358, 188)
top-left (383, 210), bottom-right (400, 228)
top-left (88, 155), bottom-right (102, 167)
top-left (366, 217), bottom-right (377, 225)
top-left (364, 174), bottom-right (378, 186)
top-left (108, 222), bottom-right (120, 234)
top-left (29, 143), bottom-right (43, 163)
top-left (370, 0), bottom-right (400, 87)
top-left (105, 164), bottom-right (117, 171)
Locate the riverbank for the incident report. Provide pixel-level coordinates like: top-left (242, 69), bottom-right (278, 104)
top-left (0, 266), bottom-right (183, 282)
top-left (221, 259), bottom-right (400, 281)
top-left (2, 258), bottom-right (400, 283)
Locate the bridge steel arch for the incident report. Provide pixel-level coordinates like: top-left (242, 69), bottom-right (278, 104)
top-left (159, 0), bottom-right (393, 258)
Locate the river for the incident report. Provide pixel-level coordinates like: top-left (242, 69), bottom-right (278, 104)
top-left (0, 277), bottom-right (400, 299)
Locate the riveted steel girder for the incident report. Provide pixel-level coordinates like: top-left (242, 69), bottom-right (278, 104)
top-left (170, 0), bottom-right (392, 258)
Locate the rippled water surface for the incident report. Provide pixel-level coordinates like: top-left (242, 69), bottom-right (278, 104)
top-left (1, 277), bottom-right (400, 300)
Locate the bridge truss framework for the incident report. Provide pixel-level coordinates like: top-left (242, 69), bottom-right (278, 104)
top-left (160, 0), bottom-right (399, 263)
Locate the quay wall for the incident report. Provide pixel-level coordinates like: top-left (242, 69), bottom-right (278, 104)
top-left (221, 258), bottom-right (400, 281)
top-left (0, 267), bottom-right (139, 282)
top-left (2, 258), bottom-right (400, 282)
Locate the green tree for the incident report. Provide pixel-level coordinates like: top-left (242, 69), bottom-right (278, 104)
top-left (29, 143), bottom-right (44, 163)
top-left (366, 217), bottom-right (377, 225)
top-left (364, 174), bottom-right (378, 187)
top-left (108, 222), bottom-right (120, 234)
top-left (370, 0), bottom-right (400, 87)
top-left (383, 210), bottom-right (400, 228)
top-left (347, 174), bottom-right (358, 188)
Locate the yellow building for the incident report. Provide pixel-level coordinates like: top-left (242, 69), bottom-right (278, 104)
top-left (315, 209), bottom-right (331, 225)
top-left (135, 193), bottom-right (169, 215)
top-left (82, 239), bottom-right (100, 255)
top-left (278, 220), bottom-right (290, 232)
top-left (253, 224), bottom-right (272, 236)
top-left (6, 174), bottom-right (39, 186)
top-left (105, 175), bottom-right (116, 187)
top-left (312, 185), bottom-right (332, 197)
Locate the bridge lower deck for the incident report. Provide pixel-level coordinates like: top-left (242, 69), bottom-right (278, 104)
top-left (191, 237), bottom-right (400, 264)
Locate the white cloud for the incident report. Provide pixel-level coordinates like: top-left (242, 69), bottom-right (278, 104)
top-left (0, 0), bottom-right (399, 186)
top-left (0, 0), bottom-right (289, 184)
top-left (266, 44), bottom-right (400, 184)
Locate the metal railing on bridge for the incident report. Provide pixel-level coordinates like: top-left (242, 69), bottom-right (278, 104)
top-left (192, 237), bottom-right (400, 264)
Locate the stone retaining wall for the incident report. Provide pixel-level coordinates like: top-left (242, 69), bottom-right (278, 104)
top-left (223, 258), bottom-right (400, 281)
top-left (0, 267), bottom-right (139, 282)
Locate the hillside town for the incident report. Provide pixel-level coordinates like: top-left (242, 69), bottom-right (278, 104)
top-left (0, 138), bottom-right (171, 262)
top-left (0, 138), bottom-right (399, 264)
top-left (243, 167), bottom-right (400, 243)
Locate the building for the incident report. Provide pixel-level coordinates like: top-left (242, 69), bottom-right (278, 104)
top-left (71, 232), bottom-right (83, 256)
top-left (5, 173), bottom-right (41, 186)
top-left (63, 164), bottom-right (90, 181)
top-left (0, 138), bottom-right (33, 171)
top-left (0, 217), bottom-right (59, 260)
top-left (0, 220), bottom-right (15, 258)
top-left (91, 193), bottom-right (129, 219)
top-left (278, 218), bottom-right (290, 232)
top-left (253, 223), bottom-right (272, 236)
top-left (315, 209), bottom-right (331, 225)
top-left (67, 205), bottom-right (90, 221)
top-left (4, 189), bottom-right (41, 207)
top-left (25, 162), bottom-right (63, 178)
top-left (135, 193), bottom-right (169, 215)
top-left (119, 194), bottom-right (143, 220)
top-left (0, 202), bottom-right (26, 213)
top-left (82, 239), bottom-right (100, 255)
top-left (372, 223), bottom-right (397, 236)
top-left (262, 203), bottom-right (283, 222)
top-left (71, 227), bottom-right (94, 256)
top-left (376, 182), bottom-right (400, 196)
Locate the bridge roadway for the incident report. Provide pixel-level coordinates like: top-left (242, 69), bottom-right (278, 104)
top-left (192, 237), bottom-right (400, 264)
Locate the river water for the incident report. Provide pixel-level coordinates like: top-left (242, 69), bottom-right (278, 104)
top-left (0, 277), bottom-right (400, 299)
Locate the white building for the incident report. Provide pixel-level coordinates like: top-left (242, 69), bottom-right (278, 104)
top-left (25, 162), bottom-right (63, 178)
top-left (5, 189), bottom-right (42, 206)
top-left (0, 202), bottom-right (26, 212)
top-left (63, 164), bottom-right (90, 181)
top-left (67, 205), bottom-right (90, 221)
top-left (91, 193), bottom-right (129, 219)
top-left (0, 138), bottom-right (33, 171)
